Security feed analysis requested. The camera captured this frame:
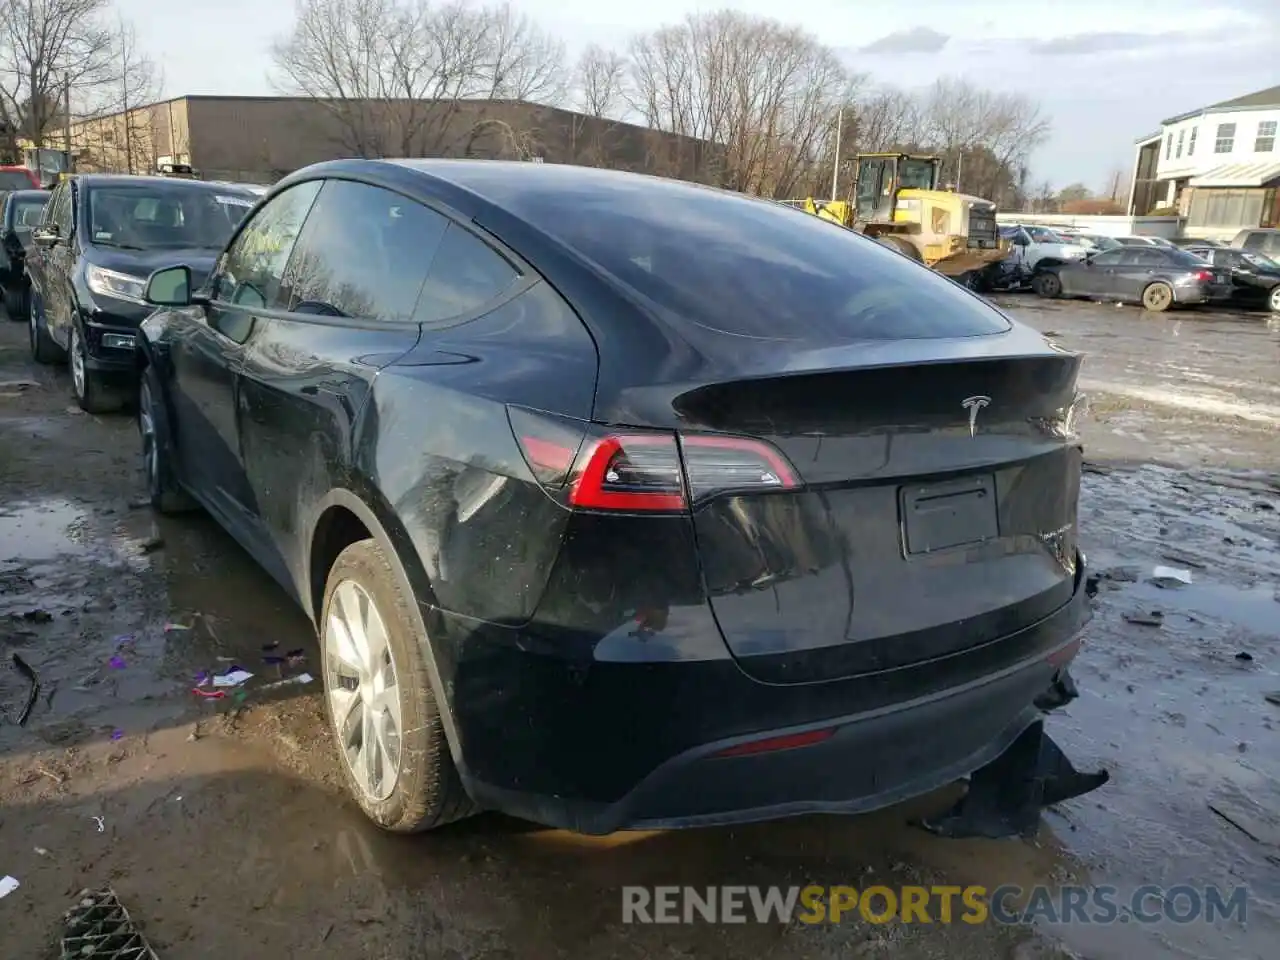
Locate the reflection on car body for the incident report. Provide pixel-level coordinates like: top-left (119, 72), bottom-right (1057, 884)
top-left (23, 173), bottom-right (258, 412)
top-left (133, 158), bottom-right (1101, 838)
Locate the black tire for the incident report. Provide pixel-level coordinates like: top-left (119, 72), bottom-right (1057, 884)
top-left (3, 284), bottom-right (24, 322)
top-left (320, 538), bottom-right (475, 833)
top-left (138, 365), bottom-right (196, 514)
top-left (1033, 272), bottom-right (1062, 298)
top-left (28, 290), bottom-right (64, 364)
top-left (1141, 281), bottom-right (1174, 313)
top-left (69, 321), bottom-right (125, 414)
top-left (876, 235), bottom-right (921, 261)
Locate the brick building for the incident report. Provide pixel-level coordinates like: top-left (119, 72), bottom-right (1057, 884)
top-left (66, 95), bottom-right (717, 185)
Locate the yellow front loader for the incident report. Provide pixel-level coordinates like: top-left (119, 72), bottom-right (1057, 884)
top-left (789, 153), bottom-right (1007, 279)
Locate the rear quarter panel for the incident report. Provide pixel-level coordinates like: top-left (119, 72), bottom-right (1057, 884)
top-left (357, 280), bottom-right (599, 627)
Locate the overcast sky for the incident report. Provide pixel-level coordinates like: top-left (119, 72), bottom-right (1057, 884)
top-left (116, 0), bottom-right (1280, 190)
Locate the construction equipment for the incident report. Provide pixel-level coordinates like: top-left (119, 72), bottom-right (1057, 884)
top-left (789, 153), bottom-right (1006, 279)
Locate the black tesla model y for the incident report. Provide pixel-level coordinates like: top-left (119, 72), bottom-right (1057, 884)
top-left (135, 159), bottom-right (1096, 835)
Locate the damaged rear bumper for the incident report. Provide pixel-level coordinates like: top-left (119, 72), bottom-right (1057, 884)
top-left (459, 554), bottom-right (1099, 835)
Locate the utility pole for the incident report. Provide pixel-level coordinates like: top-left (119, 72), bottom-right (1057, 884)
top-left (831, 107), bottom-right (842, 201)
top-left (63, 72), bottom-right (71, 169)
top-left (122, 42), bottom-right (132, 174)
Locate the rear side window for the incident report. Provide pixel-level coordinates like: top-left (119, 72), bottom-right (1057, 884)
top-left (283, 179), bottom-right (448, 322)
top-left (1165, 248), bottom-right (1208, 268)
top-left (414, 223), bottom-right (520, 326)
top-left (1089, 249), bottom-right (1125, 266)
top-left (490, 174), bottom-right (1010, 340)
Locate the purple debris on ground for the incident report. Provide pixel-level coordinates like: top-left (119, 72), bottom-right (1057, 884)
top-left (109, 656), bottom-right (127, 670)
top-left (110, 729), bottom-right (123, 741)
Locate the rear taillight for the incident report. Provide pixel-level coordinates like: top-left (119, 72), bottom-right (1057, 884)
top-left (508, 407), bottom-right (799, 512)
top-left (1194, 270), bottom-right (1213, 282)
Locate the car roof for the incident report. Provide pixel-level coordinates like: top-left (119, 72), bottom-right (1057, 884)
top-left (4, 189), bottom-right (50, 199)
top-left (74, 174), bottom-right (256, 193)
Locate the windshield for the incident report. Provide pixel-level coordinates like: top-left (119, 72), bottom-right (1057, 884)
top-left (86, 184), bottom-right (256, 250)
top-left (1025, 226), bottom-right (1067, 243)
top-left (898, 159), bottom-right (936, 190)
top-left (11, 196), bottom-right (47, 231)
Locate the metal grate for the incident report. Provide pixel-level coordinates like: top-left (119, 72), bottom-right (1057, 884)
top-left (61, 888), bottom-right (159, 960)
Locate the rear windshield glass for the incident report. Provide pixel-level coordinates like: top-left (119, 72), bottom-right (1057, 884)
top-left (478, 171), bottom-right (1010, 341)
top-left (11, 196), bottom-right (47, 229)
top-left (0, 171), bottom-right (34, 190)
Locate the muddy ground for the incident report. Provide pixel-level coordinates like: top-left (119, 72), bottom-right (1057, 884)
top-left (0, 297), bottom-right (1277, 960)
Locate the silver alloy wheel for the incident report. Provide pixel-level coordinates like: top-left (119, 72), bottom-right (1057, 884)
top-left (70, 325), bottom-right (85, 397)
top-left (1270, 285), bottom-right (1280, 313)
top-left (325, 579), bottom-right (403, 802)
top-left (139, 383), bottom-right (158, 492)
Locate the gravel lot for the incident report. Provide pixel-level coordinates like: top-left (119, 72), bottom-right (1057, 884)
top-left (1, 295), bottom-right (1277, 960)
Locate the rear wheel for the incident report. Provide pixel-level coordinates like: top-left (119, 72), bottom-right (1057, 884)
top-left (321, 538), bottom-right (475, 832)
top-left (28, 290), bottom-right (63, 364)
top-left (138, 366), bottom-right (196, 514)
top-left (1141, 282), bottom-right (1174, 312)
top-left (876, 235), bottom-right (920, 261)
top-left (3, 284), bottom-right (24, 321)
top-left (1032, 271), bottom-right (1062, 298)
top-left (1268, 285), bottom-right (1280, 313)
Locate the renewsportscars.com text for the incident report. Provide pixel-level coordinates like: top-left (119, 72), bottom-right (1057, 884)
top-left (621, 884), bottom-right (1248, 926)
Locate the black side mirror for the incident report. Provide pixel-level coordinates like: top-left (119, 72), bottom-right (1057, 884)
top-left (144, 265), bottom-right (193, 307)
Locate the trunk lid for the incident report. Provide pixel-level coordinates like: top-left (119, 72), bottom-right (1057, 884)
top-left (677, 350), bottom-right (1084, 685)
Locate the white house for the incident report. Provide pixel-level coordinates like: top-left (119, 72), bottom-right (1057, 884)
top-left (1128, 84), bottom-right (1280, 240)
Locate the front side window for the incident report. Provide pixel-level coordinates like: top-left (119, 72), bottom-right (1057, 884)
top-left (1255, 121), bottom-right (1277, 153)
top-left (281, 179), bottom-right (449, 322)
top-left (1214, 123), bottom-right (1236, 154)
top-left (475, 168), bottom-right (1011, 341)
top-left (13, 196), bottom-right (48, 233)
top-left (216, 181), bottom-right (322, 310)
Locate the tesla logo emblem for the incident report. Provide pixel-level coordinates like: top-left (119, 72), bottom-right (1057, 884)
top-left (962, 396), bottom-right (991, 437)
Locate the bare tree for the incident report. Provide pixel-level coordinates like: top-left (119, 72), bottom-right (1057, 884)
top-left (0, 0), bottom-right (116, 158)
top-left (916, 77), bottom-right (1049, 198)
top-left (627, 10), bottom-right (851, 196)
top-left (84, 17), bottom-right (163, 173)
top-left (575, 44), bottom-right (627, 119)
top-left (271, 0), bottom-right (566, 158)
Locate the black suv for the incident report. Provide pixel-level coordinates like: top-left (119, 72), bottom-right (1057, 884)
top-left (26, 174), bottom-right (258, 411)
top-left (1, 188), bottom-right (50, 321)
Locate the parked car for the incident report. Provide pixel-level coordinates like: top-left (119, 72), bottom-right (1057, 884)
top-left (0, 188), bottom-right (50, 321)
top-left (0, 165), bottom-right (41, 193)
top-left (1058, 231), bottom-right (1121, 253)
top-left (1230, 227), bottom-right (1280, 258)
top-left (1168, 237), bottom-right (1224, 249)
top-left (1184, 245), bottom-right (1280, 312)
top-left (1033, 244), bottom-right (1232, 311)
top-left (25, 174), bottom-right (259, 412)
top-left (134, 159), bottom-right (1095, 836)
top-left (1108, 235), bottom-right (1164, 247)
